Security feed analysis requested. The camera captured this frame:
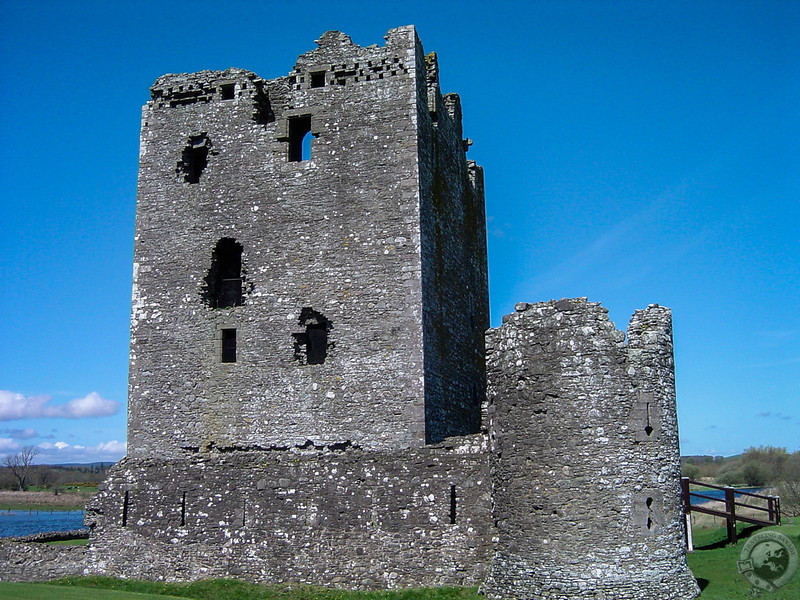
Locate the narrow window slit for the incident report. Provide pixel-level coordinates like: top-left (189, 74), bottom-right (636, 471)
top-left (180, 492), bottom-right (186, 526)
top-left (644, 403), bottom-right (654, 437)
top-left (449, 485), bottom-right (457, 524)
top-left (122, 491), bottom-right (129, 527)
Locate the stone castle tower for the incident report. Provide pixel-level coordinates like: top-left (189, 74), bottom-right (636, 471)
top-left (128, 25), bottom-right (488, 456)
top-left (78, 27), bottom-right (699, 599)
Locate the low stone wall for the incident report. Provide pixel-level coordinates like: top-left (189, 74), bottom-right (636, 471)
top-left (86, 437), bottom-right (494, 588)
top-left (5, 529), bottom-right (89, 543)
top-left (0, 539), bottom-right (88, 582)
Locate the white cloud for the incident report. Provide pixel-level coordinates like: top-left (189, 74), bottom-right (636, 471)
top-left (32, 439), bottom-right (127, 464)
top-left (0, 438), bottom-right (19, 452)
top-left (0, 390), bottom-right (120, 421)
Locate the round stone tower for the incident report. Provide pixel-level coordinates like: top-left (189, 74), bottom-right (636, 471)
top-left (481, 299), bottom-right (699, 600)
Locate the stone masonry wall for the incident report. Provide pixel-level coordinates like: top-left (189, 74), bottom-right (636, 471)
top-left (417, 50), bottom-right (489, 443)
top-left (85, 438), bottom-right (493, 588)
top-left (481, 299), bottom-right (699, 599)
top-left (128, 26), bottom-right (486, 457)
top-left (0, 540), bottom-right (87, 582)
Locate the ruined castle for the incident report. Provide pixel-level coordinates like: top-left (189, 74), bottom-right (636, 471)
top-left (58, 27), bottom-right (699, 598)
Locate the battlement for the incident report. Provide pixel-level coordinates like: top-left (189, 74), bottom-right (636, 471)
top-left (149, 68), bottom-right (265, 108)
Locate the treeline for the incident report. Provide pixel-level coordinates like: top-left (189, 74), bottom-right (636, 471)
top-left (682, 446), bottom-right (800, 487)
top-left (0, 462), bottom-right (113, 492)
top-left (682, 446), bottom-right (800, 516)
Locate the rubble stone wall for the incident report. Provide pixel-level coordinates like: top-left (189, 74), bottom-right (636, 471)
top-left (482, 299), bottom-right (700, 599)
top-left (84, 438), bottom-right (493, 588)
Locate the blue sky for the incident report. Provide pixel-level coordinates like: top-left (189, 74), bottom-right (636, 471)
top-left (0, 1), bottom-right (797, 463)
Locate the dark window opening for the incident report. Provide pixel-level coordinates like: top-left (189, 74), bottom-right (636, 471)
top-left (253, 83), bottom-right (275, 124)
top-left (220, 83), bottom-right (235, 99)
top-left (180, 492), bottom-right (186, 526)
top-left (310, 71), bottom-right (326, 88)
top-left (204, 238), bottom-right (244, 308)
top-left (177, 134), bottom-right (211, 184)
top-left (288, 115), bottom-right (312, 162)
top-left (644, 402), bottom-right (654, 437)
top-left (292, 308), bottom-right (334, 365)
top-left (449, 485), bottom-right (457, 524)
top-left (122, 491), bottom-right (129, 527)
top-left (221, 329), bottom-right (237, 363)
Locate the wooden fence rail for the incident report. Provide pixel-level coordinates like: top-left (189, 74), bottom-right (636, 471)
top-left (681, 477), bottom-right (780, 548)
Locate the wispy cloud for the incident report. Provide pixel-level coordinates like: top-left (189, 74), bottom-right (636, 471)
top-left (0, 438), bottom-right (19, 452)
top-left (0, 391), bottom-right (120, 421)
top-left (0, 427), bottom-right (39, 439)
top-left (756, 411), bottom-right (794, 421)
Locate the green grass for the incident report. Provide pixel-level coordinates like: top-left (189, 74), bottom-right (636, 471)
top-left (0, 582), bottom-right (185, 600)
top-left (39, 578), bottom-right (482, 600)
top-left (0, 503), bottom-right (85, 511)
top-left (44, 538), bottom-right (89, 546)
top-left (687, 517), bottom-right (800, 599)
top-left (3, 523), bottom-right (799, 599)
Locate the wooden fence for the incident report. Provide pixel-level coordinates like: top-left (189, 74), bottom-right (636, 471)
top-left (681, 477), bottom-right (780, 547)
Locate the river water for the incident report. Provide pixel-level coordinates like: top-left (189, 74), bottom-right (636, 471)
top-left (689, 487), bottom-right (764, 505)
top-left (0, 509), bottom-right (87, 538)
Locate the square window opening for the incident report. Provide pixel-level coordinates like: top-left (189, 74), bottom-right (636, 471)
top-left (221, 328), bottom-right (237, 363)
top-left (310, 71), bottom-right (326, 88)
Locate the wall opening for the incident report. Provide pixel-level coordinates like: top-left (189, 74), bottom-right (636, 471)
top-left (180, 492), bottom-right (186, 526)
top-left (292, 308), bottom-right (333, 365)
top-left (220, 83), bottom-right (235, 99)
top-left (449, 485), bottom-right (457, 524)
top-left (122, 491), bottom-right (129, 527)
top-left (177, 133), bottom-right (211, 184)
top-left (310, 71), bottom-right (326, 88)
top-left (204, 238), bottom-right (244, 308)
top-left (221, 328), bottom-right (237, 363)
top-left (644, 403), bottom-right (654, 437)
top-left (288, 115), bottom-right (312, 162)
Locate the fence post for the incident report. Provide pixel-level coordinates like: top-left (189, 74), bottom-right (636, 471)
top-left (681, 478), bottom-right (692, 550)
top-left (725, 487), bottom-right (737, 544)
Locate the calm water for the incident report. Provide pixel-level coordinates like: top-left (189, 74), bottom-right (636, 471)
top-left (689, 487), bottom-right (764, 505)
top-left (0, 509), bottom-right (87, 538)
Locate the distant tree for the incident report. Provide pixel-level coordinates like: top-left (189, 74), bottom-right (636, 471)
top-left (741, 461), bottom-right (770, 487)
top-left (4, 446), bottom-right (39, 491)
top-left (36, 464), bottom-right (53, 488)
top-left (681, 463), bottom-right (700, 480)
top-left (716, 469), bottom-right (744, 486)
